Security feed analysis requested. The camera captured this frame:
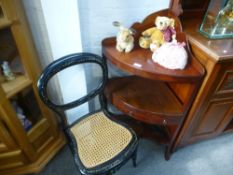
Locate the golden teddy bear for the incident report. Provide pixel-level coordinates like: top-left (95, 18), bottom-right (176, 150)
top-left (139, 16), bottom-right (176, 51)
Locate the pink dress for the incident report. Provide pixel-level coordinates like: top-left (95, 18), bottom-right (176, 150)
top-left (162, 26), bottom-right (176, 42)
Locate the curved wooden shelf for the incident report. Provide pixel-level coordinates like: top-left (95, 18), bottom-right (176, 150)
top-left (102, 33), bottom-right (204, 83)
top-left (102, 9), bottom-right (205, 83)
top-left (105, 76), bottom-right (184, 125)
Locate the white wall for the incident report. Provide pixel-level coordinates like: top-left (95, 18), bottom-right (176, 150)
top-left (23, 0), bottom-right (88, 123)
top-left (40, 0), bottom-right (88, 123)
top-left (78, 0), bottom-right (170, 54)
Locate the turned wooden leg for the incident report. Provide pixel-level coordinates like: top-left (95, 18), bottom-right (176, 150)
top-left (165, 145), bottom-right (171, 161)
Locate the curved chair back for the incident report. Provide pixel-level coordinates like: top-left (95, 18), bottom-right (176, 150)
top-left (37, 53), bottom-right (108, 125)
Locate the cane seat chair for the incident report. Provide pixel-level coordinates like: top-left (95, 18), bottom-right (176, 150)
top-left (37, 53), bottom-right (138, 175)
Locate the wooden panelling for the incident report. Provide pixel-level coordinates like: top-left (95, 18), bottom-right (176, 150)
top-left (32, 128), bottom-right (54, 153)
top-left (0, 150), bottom-right (28, 170)
top-left (27, 118), bottom-right (49, 143)
top-left (0, 119), bottom-right (17, 152)
top-left (195, 99), bottom-right (233, 135)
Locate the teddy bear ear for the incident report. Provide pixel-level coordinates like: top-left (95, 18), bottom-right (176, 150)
top-left (155, 16), bottom-right (161, 22)
top-left (169, 19), bottom-right (175, 28)
top-left (129, 28), bottom-right (136, 35)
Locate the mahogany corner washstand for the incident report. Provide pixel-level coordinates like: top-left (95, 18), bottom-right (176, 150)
top-left (102, 9), bottom-right (205, 160)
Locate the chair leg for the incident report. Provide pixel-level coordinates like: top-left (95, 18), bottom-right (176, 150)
top-left (132, 149), bottom-right (138, 167)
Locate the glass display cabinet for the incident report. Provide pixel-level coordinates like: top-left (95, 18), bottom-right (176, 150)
top-left (199, 0), bottom-right (233, 39)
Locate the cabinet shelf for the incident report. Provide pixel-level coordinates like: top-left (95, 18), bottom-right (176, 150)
top-left (1, 75), bottom-right (32, 98)
top-left (0, 18), bottom-right (11, 29)
top-left (105, 76), bottom-right (184, 125)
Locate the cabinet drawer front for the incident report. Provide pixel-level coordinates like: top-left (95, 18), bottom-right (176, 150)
top-left (117, 105), bottom-right (181, 125)
top-left (216, 70), bottom-right (233, 94)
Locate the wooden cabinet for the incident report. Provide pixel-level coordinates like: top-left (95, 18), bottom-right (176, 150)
top-left (0, 0), bottom-right (65, 174)
top-left (173, 18), bottom-right (233, 149)
top-left (102, 9), bottom-right (205, 160)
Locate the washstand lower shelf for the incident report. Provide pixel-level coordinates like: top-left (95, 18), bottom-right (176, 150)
top-left (105, 76), bottom-right (184, 125)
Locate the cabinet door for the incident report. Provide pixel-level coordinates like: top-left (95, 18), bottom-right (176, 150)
top-left (0, 119), bottom-right (29, 170)
top-left (175, 61), bottom-right (233, 147)
top-left (178, 98), bottom-right (233, 146)
top-left (193, 98), bottom-right (233, 137)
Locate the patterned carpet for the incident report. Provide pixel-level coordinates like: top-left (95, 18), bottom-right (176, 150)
top-left (38, 133), bottom-right (233, 175)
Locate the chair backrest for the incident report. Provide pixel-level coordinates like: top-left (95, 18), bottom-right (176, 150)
top-left (37, 53), bottom-right (108, 125)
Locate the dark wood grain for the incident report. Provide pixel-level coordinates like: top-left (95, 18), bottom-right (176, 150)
top-left (105, 76), bottom-right (183, 125)
top-left (170, 0), bottom-right (210, 18)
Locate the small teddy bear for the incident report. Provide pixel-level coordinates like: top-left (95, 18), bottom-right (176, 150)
top-left (1, 61), bottom-right (15, 81)
top-left (113, 21), bottom-right (135, 53)
top-left (155, 16), bottom-right (176, 42)
top-left (139, 28), bottom-right (164, 49)
top-left (139, 16), bottom-right (176, 51)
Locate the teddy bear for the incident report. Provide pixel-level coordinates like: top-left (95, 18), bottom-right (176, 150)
top-left (139, 28), bottom-right (164, 49)
top-left (139, 35), bottom-right (152, 49)
top-left (156, 16), bottom-right (176, 42)
top-left (139, 16), bottom-right (176, 51)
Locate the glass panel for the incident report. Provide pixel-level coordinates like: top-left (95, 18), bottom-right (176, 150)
top-left (11, 87), bottom-right (42, 131)
top-left (0, 28), bottom-right (27, 97)
top-left (199, 0), bottom-right (233, 39)
top-left (0, 28), bottom-right (17, 62)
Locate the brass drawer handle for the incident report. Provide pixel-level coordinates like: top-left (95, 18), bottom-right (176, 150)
top-left (163, 119), bottom-right (167, 125)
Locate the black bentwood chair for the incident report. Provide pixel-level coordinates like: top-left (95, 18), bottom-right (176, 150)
top-left (37, 53), bottom-right (138, 175)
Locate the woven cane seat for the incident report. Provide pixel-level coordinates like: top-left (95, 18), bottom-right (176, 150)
top-left (70, 111), bottom-right (133, 168)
